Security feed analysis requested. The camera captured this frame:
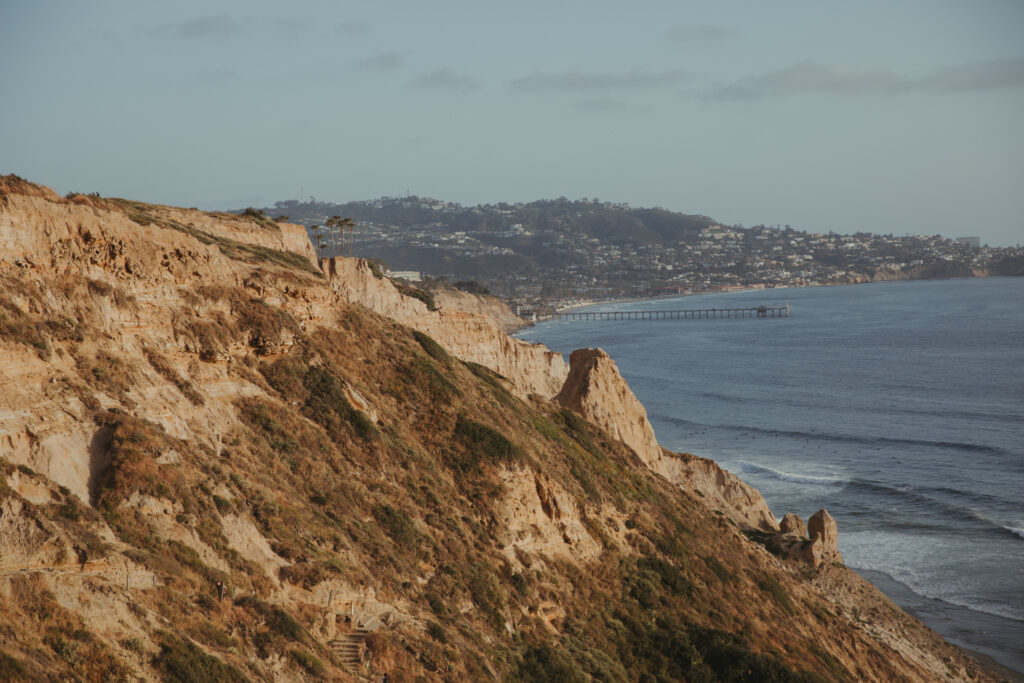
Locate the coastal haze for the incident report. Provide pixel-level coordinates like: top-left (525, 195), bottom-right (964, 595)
top-left (2, 1), bottom-right (1024, 246)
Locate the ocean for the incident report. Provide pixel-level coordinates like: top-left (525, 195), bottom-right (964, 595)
top-left (517, 277), bottom-right (1024, 675)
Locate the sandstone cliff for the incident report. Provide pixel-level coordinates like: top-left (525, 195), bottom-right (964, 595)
top-left (555, 348), bottom-right (662, 467)
top-left (319, 257), bottom-right (567, 398)
top-left (554, 348), bottom-right (778, 532)
top-left (426, 282), bottom-right (530, 334)
top-left (0, 177), bottom-right (999, 682)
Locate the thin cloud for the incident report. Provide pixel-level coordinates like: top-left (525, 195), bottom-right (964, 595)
top-left (511, 68), bottom-right (689, 92)
top-left (713, 62), bottom-right (908, 99)
top-left (714, 57), bottom-right (1024, 100)
top-left (357, 52), bottom-right (406, 71)
top-left (919, 57), bottom-right (1024, 91)
top-left (665, 24), bottom-right (733, 43)
top-left (147, 14), bottom-right (242, 40)
top-left (411, 67), bottom-right (480, 91)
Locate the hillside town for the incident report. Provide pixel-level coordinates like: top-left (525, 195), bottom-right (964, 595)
top-left (259, 196), bottom-right (1023, 314)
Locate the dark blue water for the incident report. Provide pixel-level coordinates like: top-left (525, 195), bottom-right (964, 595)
top-left (519, 278), bottom-right (1024, 674)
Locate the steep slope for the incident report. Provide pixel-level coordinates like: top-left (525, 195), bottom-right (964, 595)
top-left (0, 175), bottom-right (1000, 682)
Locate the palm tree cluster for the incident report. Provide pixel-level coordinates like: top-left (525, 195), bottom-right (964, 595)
top-left (313, 216), bottom-right (356, 259)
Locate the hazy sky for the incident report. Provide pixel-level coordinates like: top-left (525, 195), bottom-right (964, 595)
top-left (3, 1), bottom-right (1023, 245)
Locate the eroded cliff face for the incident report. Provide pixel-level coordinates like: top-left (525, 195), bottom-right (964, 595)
top-left (427, 284), bottom-right (529, 334)
top-left (319, 257), bottom-right (567, 398)
top-left (555, 348), bottom-right (662, 466)
top-left (0, 191), bottom-right (564, 501)
top-left (554, 347), bottom-right (778, 531)
top-left (0, 178), bottom-right (1000, 682)
top-left (0, 193), bottom-right (271, 501)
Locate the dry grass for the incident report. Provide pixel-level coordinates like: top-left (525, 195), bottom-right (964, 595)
top-left (143, 348), bottom-right (204, 405)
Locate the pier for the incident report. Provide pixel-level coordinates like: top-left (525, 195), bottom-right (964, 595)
top-left (543, 305), bottom-right (790, 322)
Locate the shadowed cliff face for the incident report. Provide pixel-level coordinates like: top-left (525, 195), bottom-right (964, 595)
top-left (0, 176), bottom-right (1000, 682)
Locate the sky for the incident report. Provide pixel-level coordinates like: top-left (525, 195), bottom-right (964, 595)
top-left (2, 1), bottom-right (1023, 246)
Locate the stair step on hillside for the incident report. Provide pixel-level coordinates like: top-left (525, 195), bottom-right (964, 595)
top-left (330, 634), bottom-right (368, 671)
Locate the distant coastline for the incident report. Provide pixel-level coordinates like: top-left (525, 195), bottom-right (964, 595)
top-left (543, 274), bottom-right (1021, 316)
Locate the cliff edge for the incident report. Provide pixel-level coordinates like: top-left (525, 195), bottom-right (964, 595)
top-left (0, 176), bottom-right (999, 682)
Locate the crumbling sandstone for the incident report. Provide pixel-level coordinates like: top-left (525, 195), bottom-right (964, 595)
top-left (780, 512), bottom-right (807, 537)
top-left (803, 509), bottom-right (843, 569)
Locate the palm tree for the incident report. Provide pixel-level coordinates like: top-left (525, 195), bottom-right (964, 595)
top-left (338, 217), bottom-right (355, 257)
top-left (327, 215), bottom-right (343, 259)
top-left (311, 224), bottom-right (323, 260)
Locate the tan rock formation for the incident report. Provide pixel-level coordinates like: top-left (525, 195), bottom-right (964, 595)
top-left (780, 512), bottom-right (807, 537)
top-left (554, 348), bottom-right (778, 531)
top-left (658, 451), bottom-right (779, 531)
top-left (320, 257), bottom-right (567, 397)
top-left (495, 468), bottom-right (602, 568)
top-left (427, 284), bottom-right (529, 334)
top-left (808, 508), bottom-right (839, 553)
top-left (555, 348), bottom-right (661, 466)
top-left (804, 509), bottom-right (843, 569)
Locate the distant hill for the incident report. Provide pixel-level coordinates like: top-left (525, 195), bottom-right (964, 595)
top-left (247, 195), bottom-right (1022, 307)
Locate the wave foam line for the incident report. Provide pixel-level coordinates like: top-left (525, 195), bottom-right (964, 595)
top-left (652, 414), bottom-right (1011, 458)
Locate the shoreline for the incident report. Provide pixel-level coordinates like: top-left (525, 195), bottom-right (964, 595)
top-left (856, 568), bottom-right (1024, 679)
top-left (542, 274), bottom-right (1023, 315)
top-left (548, 281), bottom-right (821, 314)
top-left (520, 280), bottom-right (1024, 679)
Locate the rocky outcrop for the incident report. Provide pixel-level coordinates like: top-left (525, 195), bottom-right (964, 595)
top-left (780, 512), bottom-right (807, 537)
top-left (659, 451), bottom-right (779, 531)
top-left (554, 348), bottom-right (778, 531)
top-left (495, 468), bottom-right (603, 568)
top-left (804, 509), bottom-right (843, 569)
top-left (751, 509), bottom-right (846, 569)
top-left (555, 348), bottom-right (661, 466)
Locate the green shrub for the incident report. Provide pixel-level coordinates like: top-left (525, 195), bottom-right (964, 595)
top-left (153, 631), bottom-right (245, 682)
top-left (0, 298), bottom-right (50, 359)
top-left (451, 415), bottom-right (523, 473)
top-left (289, 649), bottom-right (324, 675)
top-left (516, 644), bottom-right (586, 682)
top-left (395, 282), bottom-right (437, 310)
top-left (413, 330), bottom-right (449, 363)
top-left (426, 621), bottom-right (448, 644)
top-left (530, 416), bottom-right (564, 442)
top-left (702, 555), bottom-right (735, 585)
top-left (144, 348), bottom-right (204, 406)
top-left (759, 576), bottom-right (795, 614)
top-left (0, 652), bottom-right (25, 678)
top-left (637, 557), bottom-right (692, 597)
top-left (466, 564), bottom-right (507, 631)
top-left (190, 622), bottom-right (239, 650)
top-left (372, 504), bottom-right (419, 546)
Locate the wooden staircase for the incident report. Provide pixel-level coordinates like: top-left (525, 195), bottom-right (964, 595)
top-left (329, 622), bottom-right (372, 672)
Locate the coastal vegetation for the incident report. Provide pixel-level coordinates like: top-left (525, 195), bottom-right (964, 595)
top-left (0, 177), bottom-right (1001, 681)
